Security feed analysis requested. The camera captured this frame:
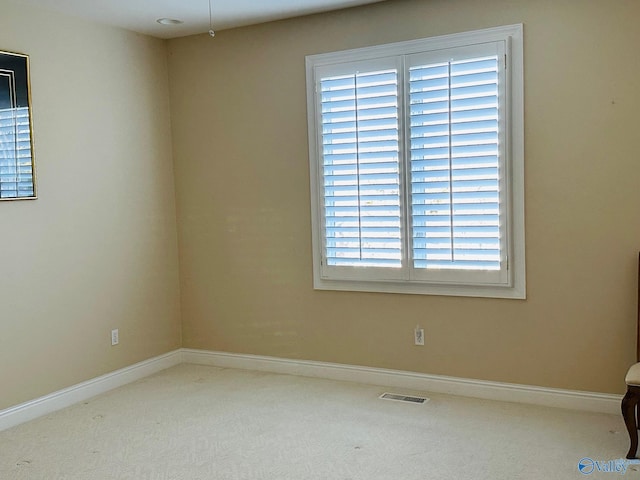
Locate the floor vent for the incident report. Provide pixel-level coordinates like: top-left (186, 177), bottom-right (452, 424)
top-left (379, 392), bottom-right (429, 404)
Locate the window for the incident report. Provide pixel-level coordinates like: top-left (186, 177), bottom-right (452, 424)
top-left (305, 25), bottom-right (524, 299)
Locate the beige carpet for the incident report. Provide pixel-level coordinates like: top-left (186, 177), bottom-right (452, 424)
top-left (0, 364), bottom-right (631, 479)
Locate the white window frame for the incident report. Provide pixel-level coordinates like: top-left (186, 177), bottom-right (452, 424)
top-left (305, 24), bottom-right (525, 299)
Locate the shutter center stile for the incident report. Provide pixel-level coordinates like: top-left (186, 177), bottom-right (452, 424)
top-left (354, 72), bottom-right (364, 262)
top-left (446, 60), bottom-right (454, 263)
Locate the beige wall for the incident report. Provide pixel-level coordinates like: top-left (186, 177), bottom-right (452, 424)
top-left (0, 2), bottom-right (182, 409)
top-left (168, 0), bottom-right (640, 395)
top-left (1, 0), bottom-right (637, 412)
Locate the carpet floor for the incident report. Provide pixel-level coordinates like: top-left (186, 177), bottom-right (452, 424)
top-left (0, 364), bottom-right (630, 479)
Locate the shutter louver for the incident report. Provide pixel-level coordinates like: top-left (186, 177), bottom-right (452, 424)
top-left (320, 69), bottom-right (402, 268)
top-left (409, 56), bottom-right (501, 272)
top-left (0, 106), bottom-right (34, 198)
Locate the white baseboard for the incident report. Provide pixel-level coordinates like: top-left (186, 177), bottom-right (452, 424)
top-left (0, 350), bottom-right (182, 432)
top-left (182, 349), bottom-right (623, 415)
top-left (0, 347), bottom-right (623, 433)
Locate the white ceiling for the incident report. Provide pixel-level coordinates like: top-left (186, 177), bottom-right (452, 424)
top-left (19, 0), bottom-right (387, 39)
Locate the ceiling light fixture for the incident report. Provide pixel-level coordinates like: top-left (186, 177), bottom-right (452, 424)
top-left (156, 18), bottom-right (183, 26)
top-left (208, 0), bottom-right (215, 37)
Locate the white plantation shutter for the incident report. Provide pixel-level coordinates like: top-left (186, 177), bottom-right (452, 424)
top-left (407, 44), bottom-right (507, 285)
top-left (306, 25), bottom-right (525, 298)
top-left (0, 106), bottom-right (34, 199)
top-left (320, 68), bottom-right (402, 271)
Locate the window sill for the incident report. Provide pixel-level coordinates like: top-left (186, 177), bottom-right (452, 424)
top-left (313, 277), bottom-right (526, 300)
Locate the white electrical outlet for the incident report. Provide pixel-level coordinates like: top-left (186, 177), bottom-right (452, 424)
top-left (111, 329), bottom-right (119, 346)
top-left (414, 327), bottom-right (424, 346)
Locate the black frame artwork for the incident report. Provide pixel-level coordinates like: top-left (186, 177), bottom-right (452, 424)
top-left (0, 50), bottom-right (36, 200)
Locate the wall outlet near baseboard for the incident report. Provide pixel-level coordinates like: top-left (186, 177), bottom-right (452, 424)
top-left (111, 329), bottom-right (119, 346)
top-left (414, 326), bottom-right (424, 346)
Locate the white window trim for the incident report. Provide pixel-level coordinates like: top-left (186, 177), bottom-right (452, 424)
top-left (306, 24), bottom-right (525, 299)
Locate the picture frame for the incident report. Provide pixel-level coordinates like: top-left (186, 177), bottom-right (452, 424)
top-left (0, 50), bottom-right (36, 200)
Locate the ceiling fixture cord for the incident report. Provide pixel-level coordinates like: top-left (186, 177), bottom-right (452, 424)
top-left (208, 0), bottom-right (215, 37)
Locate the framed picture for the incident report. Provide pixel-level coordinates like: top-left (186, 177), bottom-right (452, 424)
top-left (0, 50), bottom-right (36, 200)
